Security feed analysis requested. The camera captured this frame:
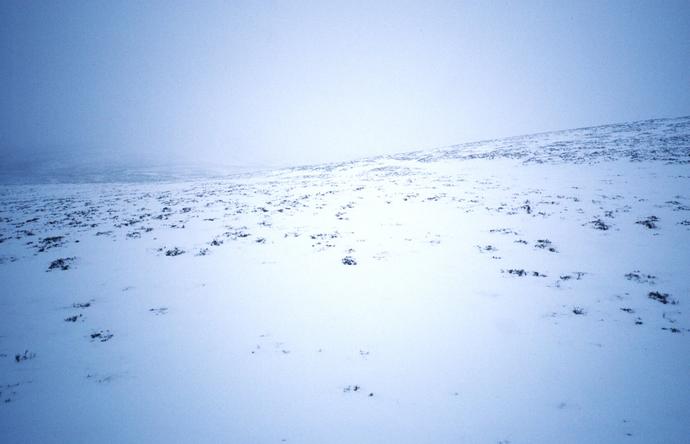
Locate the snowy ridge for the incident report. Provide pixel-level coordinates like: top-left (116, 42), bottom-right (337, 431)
top-left (398, 115), bottom-right (690, 164)
top-left (0, 116), bottom-right (689, 443)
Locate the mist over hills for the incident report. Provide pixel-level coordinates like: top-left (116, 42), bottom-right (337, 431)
top-left (2, 115), bottom-right (688, 185)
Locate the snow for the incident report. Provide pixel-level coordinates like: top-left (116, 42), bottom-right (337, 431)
top-left (1, 116), bottom-right (689, 443)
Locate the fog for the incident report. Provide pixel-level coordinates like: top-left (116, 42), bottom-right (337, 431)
top-left (2, 0), bottom-right (689, 178)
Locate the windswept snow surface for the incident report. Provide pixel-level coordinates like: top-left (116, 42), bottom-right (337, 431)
top-left (1, 116), bottom-right (690, 443)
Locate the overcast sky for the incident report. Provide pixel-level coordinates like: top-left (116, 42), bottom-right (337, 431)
top-left (2, 0), bottom-right (689, 170)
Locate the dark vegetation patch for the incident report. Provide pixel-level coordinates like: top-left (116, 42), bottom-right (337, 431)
top-left (559, 272), bottom-right (585, 281)
top-left (47, 257), bottom-right (76, 271)
top-left (0, 255), bottom-right (18, 264)
top-left (86, 373), bottom-right (116, 384)
top-left (0, 382), bottom-right (25, 404)
top-left (224, 230), bottom-right (251, 240)
top-left (16, 229), bottom-right (35, 238)
top-left (37, 236), bottom-right (66, 252)
top-left (14, 350), bottom-right (36, 363)
top-left (149, 307), bottom-right (168, 315)
top-left (502, 269), bottom-right (546, 277)
top-left (506, 269), bottom-right (527, 277)
top-left (635, 215), bottom-right (659, 229)
top-left (342, 256), bottom-right (357, 266)
top-left (489, 228), bottom-right (518, 235)
top-left (625, 271), bottom-right (656, 284)
top-left (311, 232), bottom-right (339, 240)
top-left (535, 239), bottom-right (557, 252)
top-left (164, 247), bottom-right (185, 257)
top-left (648, 291), bottom-right (676, 305)
top-left (311, 232), bottom-right (339, 249)
top-left (90, 330), bottom-right (114, 342)
top-left (590, 218), bottom-right (610, 230)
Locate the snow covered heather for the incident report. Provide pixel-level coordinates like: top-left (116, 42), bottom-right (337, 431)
top-left (1, 116), bottom-right (689, 443)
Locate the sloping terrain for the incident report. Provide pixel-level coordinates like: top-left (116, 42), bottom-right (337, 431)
top-left (1, 116), bottom-right (689, 443)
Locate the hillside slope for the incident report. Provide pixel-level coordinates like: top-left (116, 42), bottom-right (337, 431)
top-left (1, 116), bottom-right (689, 443)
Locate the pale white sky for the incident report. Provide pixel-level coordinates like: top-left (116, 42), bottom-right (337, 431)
top-left (2, 0), bottom-right (689, 169)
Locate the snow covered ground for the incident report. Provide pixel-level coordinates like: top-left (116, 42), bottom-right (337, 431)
top-left (1, 116), bottom-right (689, 443)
